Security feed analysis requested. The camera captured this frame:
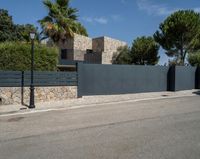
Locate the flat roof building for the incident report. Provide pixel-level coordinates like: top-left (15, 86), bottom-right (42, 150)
top-left (57, 34), bottom-right (127, 70)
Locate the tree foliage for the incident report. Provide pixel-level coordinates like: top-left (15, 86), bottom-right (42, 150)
top-left (39, 0), bottom-right (88, 44)
top-left (0, 9), bottom-right (16, 42)
top-left (188, 51), bottom-right (200, 66)
top-left (0, 9), bottom-right (38, 42)
top-left (113, 36), bottom-right (159, 65)
top-left (154, 10), bottom-right (200, 65)
top-left (15, 24), bottom-right (39, 42)
top-left (0, 42), bottom-right (58, 71)
top-left (130, 36), bottom-right (160, 65)
top-left (112, 46), bottom-right (131, 64)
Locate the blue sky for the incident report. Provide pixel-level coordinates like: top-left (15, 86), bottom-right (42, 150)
top-left (1, 0), bottom-right (200, 64)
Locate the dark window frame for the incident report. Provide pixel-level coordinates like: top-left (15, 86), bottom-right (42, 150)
top-left (86, 49), bottom-right (93, 54)
top-left (61, 49), bottom-right (68, 59)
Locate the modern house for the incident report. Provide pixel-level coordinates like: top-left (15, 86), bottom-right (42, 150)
top-left (57, 34), bottom-right (127, 70)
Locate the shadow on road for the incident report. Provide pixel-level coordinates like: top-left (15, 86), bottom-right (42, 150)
top-left (193, 90), bottom-right (200, 95)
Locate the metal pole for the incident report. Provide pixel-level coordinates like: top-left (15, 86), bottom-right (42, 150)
top-left (29, 39), bottom-right (35, 109)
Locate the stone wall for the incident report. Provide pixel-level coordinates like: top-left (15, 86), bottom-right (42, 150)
top-left (92, 37), bottom-right (104, 52)
top-left (58, 34), bottom-right (127, 64)
top-left (101, 52), bottom-right (113, 64)
top-left (58, 34), bottom-right (93, 51)
top-left (58, 34), bottom-right (93, 62)
top-left (73, 50), bottom-right (85, 61)
top-left (74, 34), bottom-right (92, 51)
top-left (92, 36), bottom-right (127, 64)
top-left (0, 86), bottom-right (77, 105)
top-left (103, 37), bottom-right (127, 64)
top-left (104, 37), bottom-right (127, 52)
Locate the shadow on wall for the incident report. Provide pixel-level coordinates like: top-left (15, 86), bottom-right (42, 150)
top-left (21, 85), bottom-right (29, 107)
top-left (21, 72), bottom-right (29, 107)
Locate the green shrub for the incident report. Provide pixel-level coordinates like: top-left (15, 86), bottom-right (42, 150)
top-left (0, 42), bottom-right (58, 71)
top-left (188, 52), bottom-right (200, 66)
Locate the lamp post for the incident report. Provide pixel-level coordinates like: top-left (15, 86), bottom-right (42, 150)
top-left (29, 32), bottom-right (36, 109)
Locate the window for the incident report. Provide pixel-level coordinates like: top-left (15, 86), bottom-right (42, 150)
top-left (61, 49), bottom-right (67, 59)
top-left (86, 49), bottom-right (93, 54)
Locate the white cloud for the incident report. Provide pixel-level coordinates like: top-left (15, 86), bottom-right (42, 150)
top-left (82, 17), bottom-right (93, 23)
top-left (111, 15), bottom-right (122, 21)
top-left (137, 0), bottom-right (200, 16)
top-left (137, 0), bottom-right (179, 16)
top-left (94, 17), bottom-right (108, 24)
top-left (82, 16), bottom-right (108, 24)
top-left (82, 15), bottom-right (123, 24)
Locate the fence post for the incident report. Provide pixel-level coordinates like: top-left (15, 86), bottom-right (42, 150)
top-left (167, 65), bottom-right (176, 91)
top-left (21, 71), bottom-right (24, 105)
top-left (75, 62), bottom-right (78, 72)
top-left (195, 67), bottom-right (200, 89)
top-left (77, 62), bottom-right (83, 98)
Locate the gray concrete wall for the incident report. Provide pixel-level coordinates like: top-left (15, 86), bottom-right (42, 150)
top-left (175, 66), bottom-right (196, 91)
top-left (78, 64), bottom-right (169, 96)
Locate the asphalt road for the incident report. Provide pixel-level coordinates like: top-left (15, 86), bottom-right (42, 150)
top-left (0, 96), bottom-right (200, 159)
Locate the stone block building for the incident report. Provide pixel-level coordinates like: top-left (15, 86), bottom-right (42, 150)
top-left (57, 34), bottom-right (127, 70)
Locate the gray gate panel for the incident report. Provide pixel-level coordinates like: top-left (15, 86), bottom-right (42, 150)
top-left (78, 63), bottom-right (169, 96)
top-left (175, 66), bottom-right (196, 91)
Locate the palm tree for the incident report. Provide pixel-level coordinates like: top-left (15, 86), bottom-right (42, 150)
top-left (39, 0), bottom-right (88, 44)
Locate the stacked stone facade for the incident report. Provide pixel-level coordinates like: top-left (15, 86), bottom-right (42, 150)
top-left (95, 37), bottom-right (127, 64)
top-left (73, 34), bottom-right (92, 51)
top-left (0, 86), bottom-right (77, 105)
top-left (58, 34), bottom-right (127, 65)
top-left (92, 37), bottom-right (104, 52)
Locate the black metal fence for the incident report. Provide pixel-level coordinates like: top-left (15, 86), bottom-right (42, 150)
top-left (0, 71), bottom-right (78, 87)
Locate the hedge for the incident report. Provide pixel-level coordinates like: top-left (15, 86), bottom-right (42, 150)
top-left (0, 42), bottom-right (58, 71)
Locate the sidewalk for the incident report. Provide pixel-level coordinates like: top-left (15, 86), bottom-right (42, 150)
top-left (0, 90), bottom-right (199, 116)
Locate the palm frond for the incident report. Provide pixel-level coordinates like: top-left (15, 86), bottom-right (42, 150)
top-left (39, 0), bottom-right (88, 43)
top-left (67, 8), bottom-right (78, 20)
top-left (43, 0), bottom-right (53, 9)
top-left (56, 0), bottom-right (69, 8)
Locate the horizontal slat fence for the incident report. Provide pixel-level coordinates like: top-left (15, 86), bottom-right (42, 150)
top-left (0, 71), bottom-right (22, 87)
top-left (0, 71), bottom-right (78, 87)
